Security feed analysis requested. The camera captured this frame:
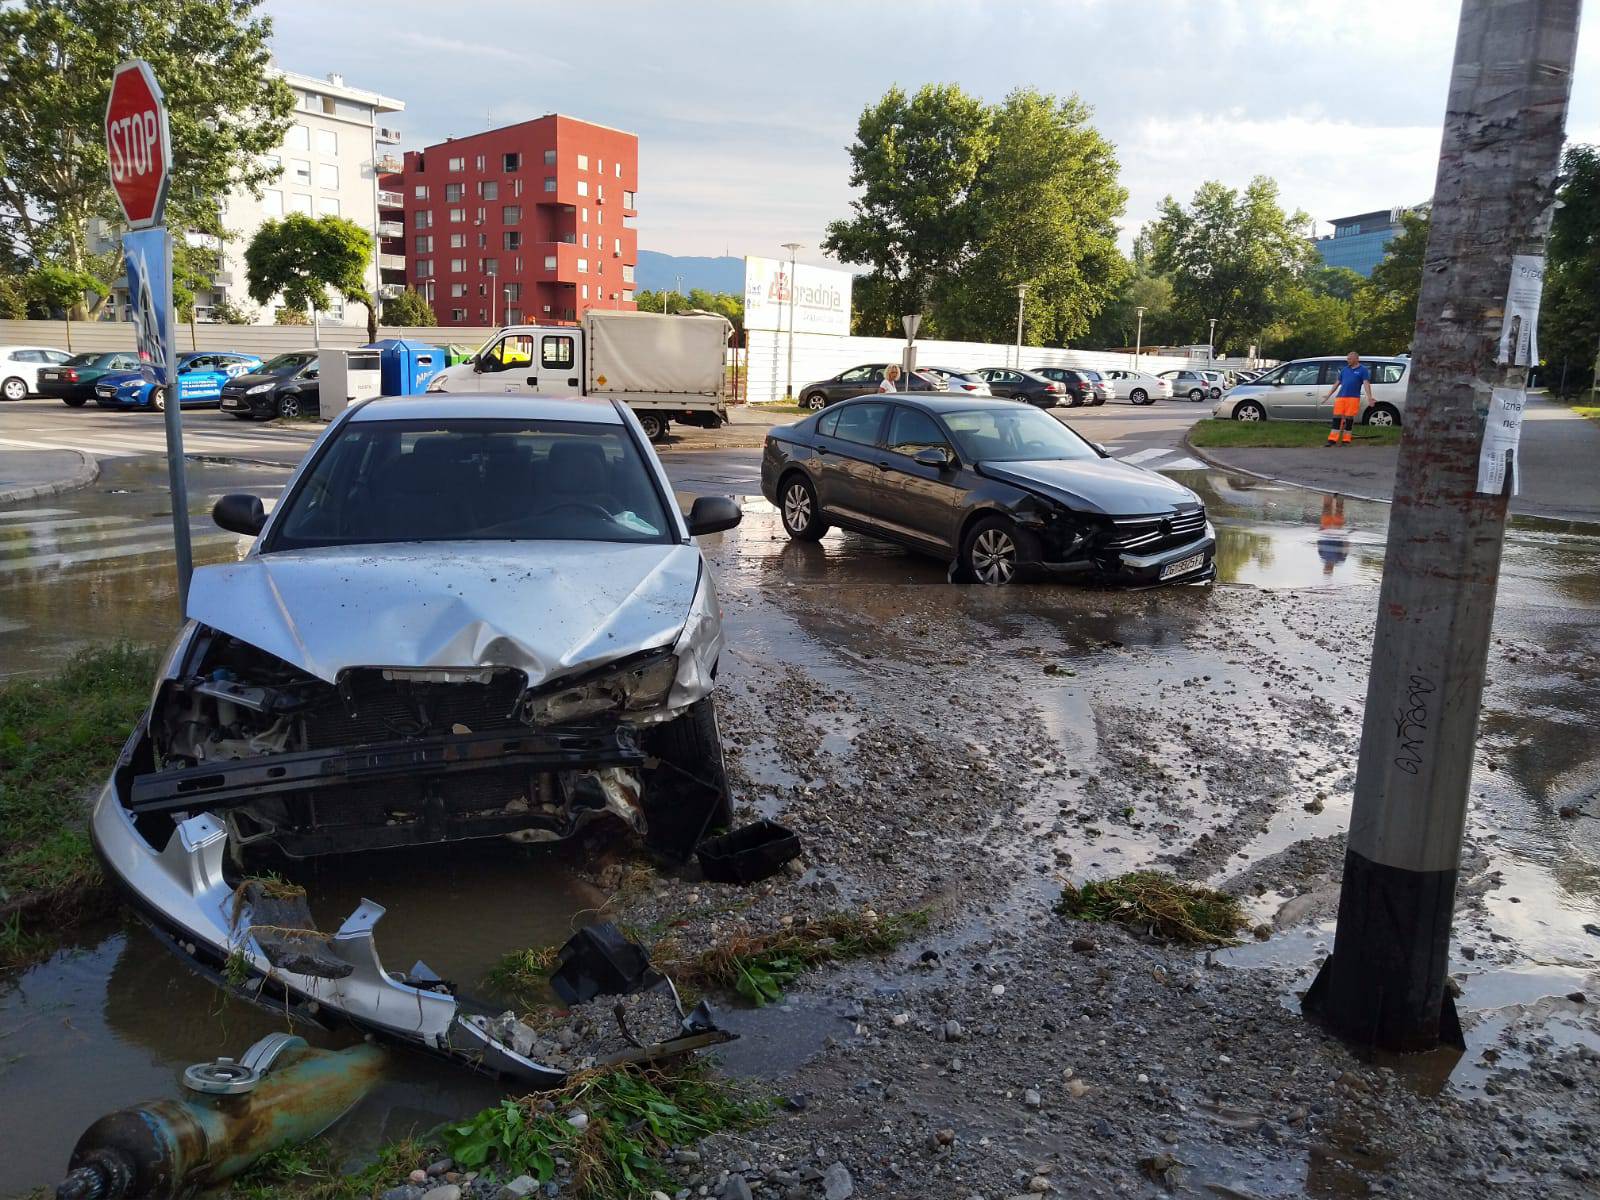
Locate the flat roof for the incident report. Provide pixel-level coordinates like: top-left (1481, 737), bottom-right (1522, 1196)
top-left (273, 67), bottom-right (404, 114)
top-left (349, 394), bottom-right (623, 424)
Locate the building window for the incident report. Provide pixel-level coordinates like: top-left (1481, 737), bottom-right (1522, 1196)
top-left (581, 207), bottom-right (589, 223)
top-left (613, 237), bottom-right (621, 253)
top-left (514, 256), bottom-right (522, 272)
top-left (502, 152), bottom-right (520, 171)
top-left (476, 206), bottom-right (487, 223)
top-left (543, 255), bottom-right (557, 270)
top-left (286, 124), bottom-right (309, 151)
top-left (543, 149), bottom-right (556, 166)
top-left (318, 163), bottom-right (339, 190)
top-left (577, 154), bottom-right (588, 171)
top-left (504, 282), bottom-right (522, 301)
top-left (451, 308), bottom-right (466, 321)
top-left (483, 257), bottom-right (498, 274)
top-left (414, 210), bottom-right (432, 229)
top-left (577, 258), bottom-right (588, 273)
top-left (623, 191), bottom-right (635, 208)
top-left (622, 289), bottom-right (633, 302)
top-left (448, 155), bottom-right (465, 171)
top-left (414, 184), bottom-right (430, 200)
top-left (581, 284), bottom-right (589, 300)
top-left (596, 184), bottom-right (604, 203)
top-left (615, 162), bottom-right (621, 178)
top-left (576, 180), bottom-right (588, 197)
top-left (621, 264), bottom-right (634, 283)
top-left (595, 207), bottom-right (602, 225)
top-left (502, 205), bottom-right (520, 224)
top-left (445, 183), bottom-right (464, 202)
top-left (450, 232), bottom-right (465, 248)
top-left (449, 208), bottom-right (466, 223)
top-left (503, 231), bottom-right (521, 250)
top-left (476, 283), bottom-right (486, 297)
top-left (415, 258), bottom-right (433, 276)
top-left (512, 178), bottom-right (523, 197)
top-left (543, 177), bottom-right (556, 193)
top-left (450, 283), bottom-right (466, 298)
top-left (262, 153), bottom-right (281, 173)
top-left (316, 128), bottom-right (337, 156)
top-left (450, 258), bottom-right (467, 272)
top-left (416, 235), bottom-right (433, 253)
top-left (289, 159), bottom-right (312, 185)
top-left (480, 180), bottom-right (499, 200)
top-left (476, 233), bottom-right (486, 249)
top-left (318, 196), bottom-right (340, 216)
top-left (475, 154), bottom-right (485, 171)
top-left (288, 193), bottom-right (312, 215)
top-left (581, 233), bottom-right (589, 249)
top-left (262, 189), bottom-right (283, 216)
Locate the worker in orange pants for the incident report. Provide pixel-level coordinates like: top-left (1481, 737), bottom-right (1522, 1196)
top-left (1326, 351), bottom-right (1374, 445)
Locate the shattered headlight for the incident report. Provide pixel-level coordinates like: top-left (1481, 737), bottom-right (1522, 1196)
top-left (523, 651), bottom-right (679, 726)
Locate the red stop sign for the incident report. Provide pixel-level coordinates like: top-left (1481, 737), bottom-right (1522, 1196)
top-left (105, 60), bottom-right (172, 228)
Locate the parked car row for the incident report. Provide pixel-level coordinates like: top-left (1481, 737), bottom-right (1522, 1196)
top-left (799, 364), bottom-right (1193, 411)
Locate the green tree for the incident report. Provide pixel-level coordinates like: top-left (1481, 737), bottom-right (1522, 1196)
top-left (0, 275), bottom-right (28, 319)
top-left (245, 214), bottom-right (377, 341)
top-left (1307, 265), bottom-right (1365, 303)
top-left (935, 89), bottom-right (1126, 343)
top-left (207, 296), bottom-right (255, 325)
top-left (383, 287), bottom-right (437, 327)
top-left (1540, 144), bottom-right (1599, 393)
top-left (0, 0), bottom-right (293, 318)
top-left (1146, 177), bottom-right (1319, 355)
top-left (634, 288), bottom-right (743, 331)
top-left (24, 264), bottom-right (103, 349)
top-left (823, 84), bottom-right (995, 329)
top-left (274, 306), bottom-right (309, 326)
top-left (1261, 287), bottom-right (1355, 361)
top-left (1084, 269), bottom-right (1185, 349)
top-left (1352, 209), bottom-right (1430, 354)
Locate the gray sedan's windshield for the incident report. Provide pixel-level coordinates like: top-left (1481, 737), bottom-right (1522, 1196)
top-left (942, 407), bottom-right (1099, 463)
top-left (268, 418), bottom-right (672, 550)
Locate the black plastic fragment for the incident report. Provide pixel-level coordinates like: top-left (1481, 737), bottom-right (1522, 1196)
top-left (549, 922), bottom-right (663, 1005)
top-left (696, 819), bottom-right (802, 885)
top-left (238, 881), bottom-right (353, 980)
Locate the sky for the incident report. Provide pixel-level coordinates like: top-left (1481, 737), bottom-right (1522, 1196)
top-left (265, 0), bottom-right (1600, 269)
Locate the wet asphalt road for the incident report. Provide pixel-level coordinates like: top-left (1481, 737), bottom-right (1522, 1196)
top-left (0, 440), bottom-right (1597, 1194)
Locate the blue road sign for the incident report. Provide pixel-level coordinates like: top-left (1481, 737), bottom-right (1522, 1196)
top-left (122, 226), bottom-right (175, 382)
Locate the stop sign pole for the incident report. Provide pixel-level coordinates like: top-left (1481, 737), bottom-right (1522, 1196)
top-left (107, 59), bottom-right (192, 615)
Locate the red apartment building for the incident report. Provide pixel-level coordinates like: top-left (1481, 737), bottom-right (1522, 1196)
top-left (395, 114), bottom-right (638, 327)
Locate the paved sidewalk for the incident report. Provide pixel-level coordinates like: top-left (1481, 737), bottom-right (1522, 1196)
top-left (0, 448), bottom-right (99, 504)
top-left (1188, 393), bottom-right (1600, 523)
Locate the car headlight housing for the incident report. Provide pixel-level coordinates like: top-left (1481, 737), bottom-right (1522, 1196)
top-left (523, 651), bottom-right (679, 726)
top-left (246, 383), bottom-right (274, 395)
top-left (425, 374), bottom-right (448, 392)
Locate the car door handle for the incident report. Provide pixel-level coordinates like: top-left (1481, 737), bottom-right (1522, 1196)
top-left (568, 377), bottom-right (579, 386)
top-left (526, 376), bottom-right (539, 386)
top-left (876, 460), bottom-right (891, 470)
top-left (817, 445), bottom-right (829, 455)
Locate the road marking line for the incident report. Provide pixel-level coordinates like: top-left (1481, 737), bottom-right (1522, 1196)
top-left (1120, 447), bottom-right (1170, 464)
top-left (0, 532), bottom-right (235, 574)
top-left (0, 507), bottom-right (76, 520)
top-left (1159, 456), bottom-right (1209, 472)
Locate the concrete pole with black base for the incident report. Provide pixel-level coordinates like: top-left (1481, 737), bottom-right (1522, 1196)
top-left (1304, 0), bottom-right (1582, 1053)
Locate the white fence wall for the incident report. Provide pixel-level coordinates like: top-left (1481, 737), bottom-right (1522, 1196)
top-left (745, 329), bottom-right (1264, 403)
top-left (0, 319), bottom-right (497, 358)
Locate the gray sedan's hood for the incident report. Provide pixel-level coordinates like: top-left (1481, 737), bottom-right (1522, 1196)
top-left (978, 458), bottom-right (1198, 516)
top-left (187, 541), bottom-right (702, 684)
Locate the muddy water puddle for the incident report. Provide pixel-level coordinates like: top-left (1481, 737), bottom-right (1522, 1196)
top-left (0, 848), bottom-right (603, 1194)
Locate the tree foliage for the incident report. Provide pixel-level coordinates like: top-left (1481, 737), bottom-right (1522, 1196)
top-left (633, 288), bottom-right (744, 331)
top-left (0, 0), bottom-right (293, 317)
top-left (1541, 144), bottom-right (1600, 392)
top-left (24, 264), bottom-right (103, 317)
top-left (1351, 209), bottom-right (1429, 354)
top-left (383, 287), bottom-right (437, 328)
top-left (207, 296), bottom-right (255, 325)
top-left (245, 215), bottom-right (376, 340)
top-left (1145, 177), bottom-right (1318, 355)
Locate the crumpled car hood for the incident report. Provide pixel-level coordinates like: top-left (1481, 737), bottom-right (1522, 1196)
top-left (978, 458), bottom-right (1199, 516)
top-left (186, 541), bottom-right (703, 684)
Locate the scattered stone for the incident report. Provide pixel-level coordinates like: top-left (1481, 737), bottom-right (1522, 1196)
top-left (1028, 1176), bottom-right (1051, 1193)
top-left (426, 1159), bottom-right (454, 1178)
top-left (943, 1019), bottom-right (966, 1042)
top-left (1023, 1088), bottom-right (1042, 1109)
top-left (822, 1161), bottom-right (854, 1200)
top-left (721, 1176), bottom-right (753, 1200)
top-left (891, 1011), bottom-right (910, 1026)
top-left (497, 1177), bottom-right (537, 1200)
top-left (408, 1172), bottom-right (429, 1187)
top-left (1070, 936), bottom-right (1097, 954)
top-left (421, 1187), bottom-right (460, 1200)
top-left (935, 1127), bottom-right (957, 1146)
top-left (1568, 992), bottom-right (1586, 1004)
top-left (673, 1149), bottom-right (702, 1165)
top-left (1068, 1079), bottom-right (1091, 1099)
top-left (383, 1188), bottom-right (422, 1200)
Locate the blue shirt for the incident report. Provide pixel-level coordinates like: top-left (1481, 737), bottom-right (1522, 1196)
top-left (1336, 364), bottom-right (1371, 397)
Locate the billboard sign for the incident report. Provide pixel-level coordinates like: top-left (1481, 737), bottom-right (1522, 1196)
top-left (123, 226), bottom-right (175, 382)
top-left (744, 256), bottom-right (852, 336)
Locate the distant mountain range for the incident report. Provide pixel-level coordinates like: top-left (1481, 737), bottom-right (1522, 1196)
top-left (635, 251), bottom-right (745, 295)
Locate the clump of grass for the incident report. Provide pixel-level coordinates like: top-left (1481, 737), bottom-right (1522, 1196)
top-left (670, 909), bottom-right (929, 1006)
top-left (485, 943), bottom-right (562, 1007)
top-left (226, 1136), bottom-right (427, 1200)
top-left (1055, 871), bottom-right (1245, 945)
top-left (0, 642), bottom-right (158, 967)
top-left (442, 1063), bottom-right (767, 1200)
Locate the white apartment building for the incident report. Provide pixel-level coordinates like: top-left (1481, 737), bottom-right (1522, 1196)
top-left (100, 67), bottom-right (404, 326)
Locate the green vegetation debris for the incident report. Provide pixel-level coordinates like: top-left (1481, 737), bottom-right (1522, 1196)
top-left (670, 909), bottom-right (928, 1007)
top-left (0, 642), bottom-right (157, 967)
top-left (442, 1064), bottom-right (768, 1200)
top-left (1187, 419), bottom-right (1402, 450)
top-left (1056, 871), bottom-right (1246, 945)
top-left (226, 1136), bottom-right (427, 1200)
top-left (485, 943), bottom-right (562, 1008)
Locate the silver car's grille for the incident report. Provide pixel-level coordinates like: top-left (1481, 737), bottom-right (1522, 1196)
top-left (1108, 506), bottom-right (1207, 553)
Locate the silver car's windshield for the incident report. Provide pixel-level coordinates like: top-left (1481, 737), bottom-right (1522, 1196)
top-left (268, 417), bottom-right (672, 550)
top-left (942, 407), bottom-right (1099, 463)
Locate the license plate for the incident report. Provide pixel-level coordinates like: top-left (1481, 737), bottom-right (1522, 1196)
top-left (41, 371), bottom-right (59, 381)
top-left (1160, 551), bottom-right (1206, 580)
top-left (222, 397), bottom-right (240, 408)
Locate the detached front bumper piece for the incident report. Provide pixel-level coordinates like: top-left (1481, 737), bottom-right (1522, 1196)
top-left (91, 781), bottom-right (732, 1087)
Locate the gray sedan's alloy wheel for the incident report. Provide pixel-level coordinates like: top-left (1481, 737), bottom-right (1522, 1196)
top-left (1365, 405), bottom-right (1398, 427)
top-left (1188, 388), bottom-right (1205, 402)
top-left (804, 391), bottom-right (827, 411)
top-left (2, 376), bottom-right (28, 401)
top-left (1235, 400), bottom-right (1266, 422)
top-left (967, 523), bottom-right (1019, 585)
top-left (779, 473), bottom-right (828, 541)
top-left (152, 387), bottom-right (167, 412)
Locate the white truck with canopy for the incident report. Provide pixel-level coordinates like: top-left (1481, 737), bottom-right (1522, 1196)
top-left (426, 310), bottom-right (731, 440)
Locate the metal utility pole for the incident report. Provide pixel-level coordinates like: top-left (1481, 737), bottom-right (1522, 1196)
top-left (1304, 0), bottom-right (1581, 1053)
top-left (782, 242), bottom-right (802, 399)
top-left (1135, 306), bottom-right (1146, 369)
top-left (1206, 317), bottom-right (1217, 363)
top-left (1014, 284), bottom-right (1027, 368)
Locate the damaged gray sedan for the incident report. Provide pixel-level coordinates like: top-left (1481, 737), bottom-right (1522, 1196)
top-left (90, 393), bottom-right (742, 1081)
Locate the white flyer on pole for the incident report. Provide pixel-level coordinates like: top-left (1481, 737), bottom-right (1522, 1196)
top-left (1476, 387), bottom-right (1527, 496)
top-left (1496, 255), bottom-right (1544, 366)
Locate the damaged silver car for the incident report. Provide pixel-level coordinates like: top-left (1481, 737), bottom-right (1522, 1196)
top-left (90, 394), bottom-right (742, 1082)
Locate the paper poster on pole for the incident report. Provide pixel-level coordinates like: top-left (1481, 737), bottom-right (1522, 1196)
top-left (1476, 386), bottom-right (1527, 496)
top-left (1496, 255), bottom-right (1544, 366)
top-left (123, 226), bottom-right (175, 383)
top-left (743, 256), bottom-right (852, 335)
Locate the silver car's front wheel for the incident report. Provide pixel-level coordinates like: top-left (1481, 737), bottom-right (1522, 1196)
top-left (1365, 405), bottom-right (1398, 427)
top-left (1235, 400), bottom-right (1265, 422)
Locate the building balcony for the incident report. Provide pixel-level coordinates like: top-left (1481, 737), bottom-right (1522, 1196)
top-left (376, 125), bottom-right (402, 145)
top-left (376, 154), bottom-right (403, 174)
top-left (379, 283), bottom-right (405, 300)
top-left (377, 189), bottom-right (404, 208)
top-left (378, 220), bottom-right (404, 237)
top-left (379, 253), bottom-right (406, 271)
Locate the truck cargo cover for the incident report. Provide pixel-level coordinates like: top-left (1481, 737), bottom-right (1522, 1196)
top-left (588, 310), bottom-right (730, 396)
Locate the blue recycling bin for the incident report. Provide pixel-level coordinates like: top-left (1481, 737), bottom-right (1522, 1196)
top-left (365, 338), bottom-right (444, 396)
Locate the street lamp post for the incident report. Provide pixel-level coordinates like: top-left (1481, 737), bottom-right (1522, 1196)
top-left (1207, 317), bottom-right (1218, 363)
top-left (1014, 284), bottom-right (1027, 369)
top-left (782, 242), bottom-right (803, 400)
top-left (1135, 306), bottom-right (1146, 370)
top-left (489, 267), bottom-right (498, 327)
top-left (504, 286), bottom-right (513, 324)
